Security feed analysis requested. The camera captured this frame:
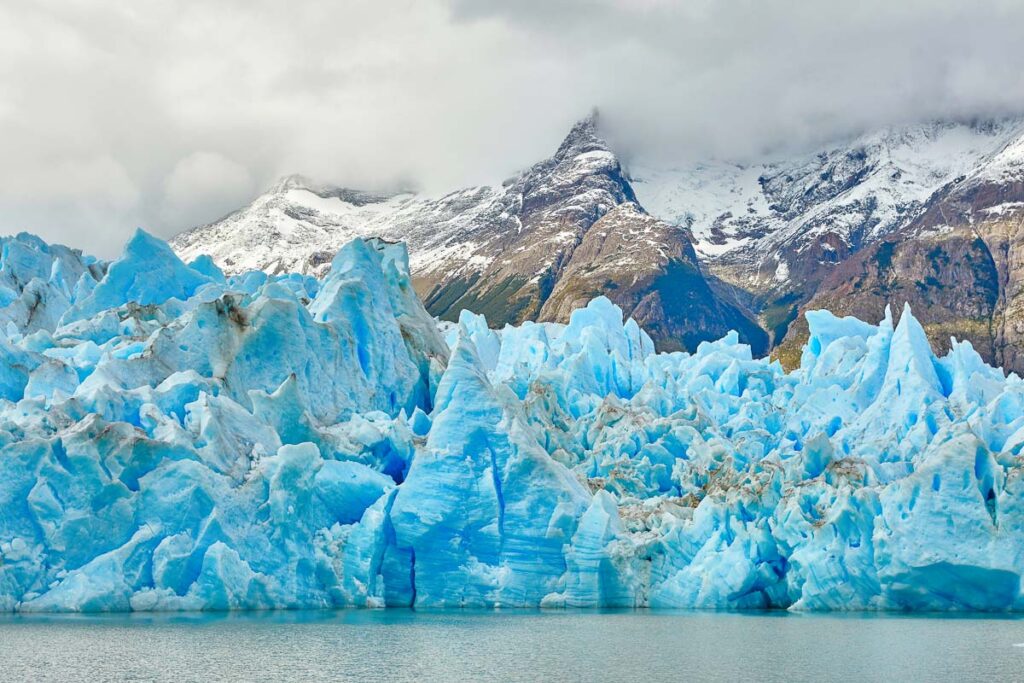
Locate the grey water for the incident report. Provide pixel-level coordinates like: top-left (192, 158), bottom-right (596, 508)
top-left (1, 609), bottom-right (1022, 682)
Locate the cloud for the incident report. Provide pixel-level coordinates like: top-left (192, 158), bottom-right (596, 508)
top-left (0, 154), bottom-right (140, 257)
top-left (1, 0), bottom-right (1024, 256)
top-left (161, 152), bottom-right (254, 228)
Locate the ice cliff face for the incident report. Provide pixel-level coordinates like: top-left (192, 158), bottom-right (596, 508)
top-left (2, 230), bottom-right (1024, 612)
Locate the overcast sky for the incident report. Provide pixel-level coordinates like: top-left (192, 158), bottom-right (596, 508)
top-left (3, 0), bottom-right (1024, 257)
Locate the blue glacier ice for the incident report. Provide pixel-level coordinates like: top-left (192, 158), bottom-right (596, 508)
top-left (1, 229), bottom-right (1024, 612)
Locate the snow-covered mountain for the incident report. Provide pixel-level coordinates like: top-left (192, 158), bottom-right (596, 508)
top-left (173, 113), bottom-right (1024, 370)
top-left (630, 118), bottom-right (1024, 362)
top-left (171, 175), bottom-right (417, 276)
top-left (173, 114), bottom-right (767, 355)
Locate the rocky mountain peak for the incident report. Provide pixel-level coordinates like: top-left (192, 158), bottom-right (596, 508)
top-left (513, 108), bottom-right (636, 213)
top-left (553, 109), bottom-right (607, 161)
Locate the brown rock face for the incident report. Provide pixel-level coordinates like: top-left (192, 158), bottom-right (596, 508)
top-left (420, 113), bottom-right (638, 325)
top-left (777, 231), bottom-right (1000, 365)
top-left (538, 204), bottom-right (766, 353)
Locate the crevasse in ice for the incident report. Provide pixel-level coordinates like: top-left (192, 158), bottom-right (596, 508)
top-left (1, 229), bottom-right (1023, 612)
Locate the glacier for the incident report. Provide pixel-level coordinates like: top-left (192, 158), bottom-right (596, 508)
top-left (1, 229), bottom-right (1024, 612)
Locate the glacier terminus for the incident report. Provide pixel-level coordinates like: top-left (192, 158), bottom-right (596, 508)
top-left (1, 229), bottom-right (1023, 612)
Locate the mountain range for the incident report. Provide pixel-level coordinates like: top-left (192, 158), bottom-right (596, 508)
top-left (171, 112), bottom-right (1024, 372)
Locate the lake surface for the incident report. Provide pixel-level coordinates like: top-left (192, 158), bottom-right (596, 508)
top-left (1, 609), bottom-right (1022, 682)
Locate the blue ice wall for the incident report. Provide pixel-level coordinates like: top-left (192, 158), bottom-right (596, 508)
top-left (1, 230), bottom-right (1023, 612)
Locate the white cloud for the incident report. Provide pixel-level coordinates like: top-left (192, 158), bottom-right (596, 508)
top-left (162, 152), bottom-right (254, 228)
top-left (0, 155), bottom-right (140, 256)
top-left (1, 0), bottom-right (1023, 257)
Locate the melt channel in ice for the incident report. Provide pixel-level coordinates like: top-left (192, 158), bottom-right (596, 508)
top-left (1, 229), bottom-right (1023, 612)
